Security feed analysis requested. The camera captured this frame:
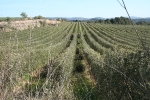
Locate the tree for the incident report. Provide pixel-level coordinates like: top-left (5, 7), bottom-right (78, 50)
top-left (37, 15), bottom-right (43, 19)
top-left (105, 19), bottom-right (111, 24)
top-left (6, 17), bottom-right (11, 22)
top-left (34, 15), bottom-right (43, 19)
top-left (20, 12), bottom-right (28, 18)
top-left (136, 21), bottom-right (147, 25)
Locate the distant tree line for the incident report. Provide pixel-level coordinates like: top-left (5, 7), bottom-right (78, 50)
top-left (93, 16), bottom-right (150, 25)
top-left (73, 20), bottom-right (82, 22)
top-left (34, 15), bottom-right (43, 19)
top-left (136, 21), bottom-right (150, 25)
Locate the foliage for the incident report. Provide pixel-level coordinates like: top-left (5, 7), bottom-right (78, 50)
top-left (81, 22), bottom-right (150, 99)
top-left (34, 15), bottom-right (43, 19)
top-left (101, 50), bottom-right (150, 99)
top-left (20, 12), bottom-right (28, 18)
top-left (95, 16), bottom-right (132, 25)
top-left (95, 17), bottom-right (150, 25)
top-left (136, 21), bottom-right (150, 25)
top-left (6, 17), bottom-right (11, 22)
top-left (0, 22), bottom-right (150, 99)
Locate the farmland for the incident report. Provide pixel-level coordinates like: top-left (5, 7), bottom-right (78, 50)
top-left (0, 22), bottom-right (150, 99)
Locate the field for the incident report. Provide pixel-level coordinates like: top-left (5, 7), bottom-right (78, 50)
top-left (0, 22), bottom-right (150, 99)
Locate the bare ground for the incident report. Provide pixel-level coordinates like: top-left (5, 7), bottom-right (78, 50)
top-left (0, 19), bottom-right (60, 32)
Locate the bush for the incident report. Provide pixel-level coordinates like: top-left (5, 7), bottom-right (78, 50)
top-left (98, 50), bottom-right (150, 99)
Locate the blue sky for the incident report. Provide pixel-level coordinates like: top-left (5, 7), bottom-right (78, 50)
top-left (0, 0), bottom-right (149, 18)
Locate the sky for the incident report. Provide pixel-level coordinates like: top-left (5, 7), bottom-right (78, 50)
top-left (0, 0), bottom-right (150, 18)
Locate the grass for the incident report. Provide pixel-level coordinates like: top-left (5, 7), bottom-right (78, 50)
top-left (72, 32), bottom-right (100, 100)
top-left (73, 73), bottom-right (99, 100)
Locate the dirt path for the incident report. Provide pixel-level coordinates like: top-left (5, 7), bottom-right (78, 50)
top-left (72, 33), bottom-right (99, 99)
top-left (81, 52), bottom-right (97, 86)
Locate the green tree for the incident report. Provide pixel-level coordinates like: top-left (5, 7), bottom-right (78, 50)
top-left (38, 15), bottom-right (43, 19)
top-left (34, 15), bottom-right (43, 19)
top-left (105, 19), bottom-right (111, 24)
top-left (98, 19), bottom-right (104, 24)
top-left (136, 21), bottom-right (147, 25)
top-left (20, 12), bottom-right (28, 18)
top-left (6, 17), bottom-right (11, 22)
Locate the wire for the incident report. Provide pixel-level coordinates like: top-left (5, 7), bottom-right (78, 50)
top-left (117, 0), bottom-right (150, 56)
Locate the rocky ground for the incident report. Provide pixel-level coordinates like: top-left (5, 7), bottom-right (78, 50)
top-left (0, 19), bottom-right (60, 32)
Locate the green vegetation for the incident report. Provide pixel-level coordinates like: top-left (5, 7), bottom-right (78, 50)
top-left (20, 12), bottom-right (28, 18)
top-left (94, 17), bottom-right (131, 24)
top-left (0, 22), bottom-right (150, 99)
top-left (94, 16), bottom-right (150, 25)
top-left (136, 20), bottom-right (150, 25)
top-left (34, 15), bottom-right (43, 19)
top-left (6, 17), bottom-right (11, 22)
top-left (0, 17), bottom-right (6, 22)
